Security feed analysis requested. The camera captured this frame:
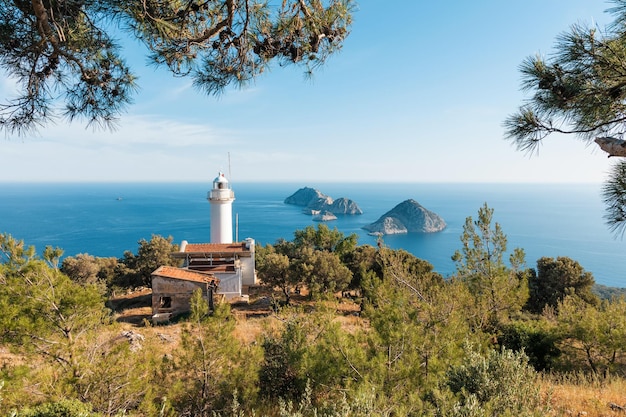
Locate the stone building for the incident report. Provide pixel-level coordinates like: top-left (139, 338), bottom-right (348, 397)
top-left (151, 265), bottom-right (219, 322)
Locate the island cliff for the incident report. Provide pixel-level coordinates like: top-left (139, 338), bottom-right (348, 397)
top-left (284, 187), bottom-right (363, 218)
top-left (284, 187), bottom-right (330, 207)
top-left (362, 199), bottom-right (446, 235)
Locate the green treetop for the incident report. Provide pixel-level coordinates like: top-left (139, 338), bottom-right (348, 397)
top-left (452, 203), bottom-right (529, 331)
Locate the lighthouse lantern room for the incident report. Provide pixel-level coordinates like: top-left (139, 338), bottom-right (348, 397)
top-left (208, 172), bottom-right (235, 244)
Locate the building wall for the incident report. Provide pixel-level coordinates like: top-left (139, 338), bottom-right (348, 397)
top-left (240, 256), bottom-right (256, 286)
top-left (241, 238), bottom-right (257, 286)
top-left (151, 276), bottom-right (212, 316)
top-left (214, 271), bottom-right (242, 299)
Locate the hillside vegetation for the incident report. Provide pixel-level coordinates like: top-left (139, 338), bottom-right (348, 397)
top-left (2, 204), bottom-right (626, 416)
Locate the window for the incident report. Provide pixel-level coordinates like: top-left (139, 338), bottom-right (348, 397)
top-left (159, 296), bottom-right (172, 309)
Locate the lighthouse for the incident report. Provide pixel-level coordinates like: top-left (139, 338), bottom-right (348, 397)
top-left (208, 172), bottom-right (235, 243)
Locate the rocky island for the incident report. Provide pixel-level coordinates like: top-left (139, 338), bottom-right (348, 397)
top-left (362, 199), bottom-right (446, 235)
top-left (312, 211), bottom-right (338, 222)
top-left (284, 187), bottom-right (363, 220)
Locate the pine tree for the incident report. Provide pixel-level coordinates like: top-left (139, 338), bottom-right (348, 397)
top-left (504, 2), bottom-right (626, 234)
top-left (452, 204), bottom-right (529, 332)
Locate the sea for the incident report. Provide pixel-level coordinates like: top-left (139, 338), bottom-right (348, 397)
top-left (1, 182), bottom-right (625, 288)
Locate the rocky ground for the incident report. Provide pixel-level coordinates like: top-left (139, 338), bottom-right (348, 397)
top-left (108, 286), bottom-right (362, 346)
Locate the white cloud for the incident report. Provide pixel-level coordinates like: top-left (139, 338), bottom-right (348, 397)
top-left (0, 113), bottom-right (251, 182)
top-left (22, 114), bottom-right (238, 149)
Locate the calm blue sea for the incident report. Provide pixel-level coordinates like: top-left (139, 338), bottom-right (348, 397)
top-left (1, 182), bottom-right (625, 288)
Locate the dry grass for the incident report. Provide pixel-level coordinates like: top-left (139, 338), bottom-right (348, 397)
top-left (232, 313), bottom-right (276, 344)
top-left (108, 287), bottom-right (153, 325)
top-left (541, 374), bottom-right (626, 416)
top-left (0, 345), bottom-right (24, 368)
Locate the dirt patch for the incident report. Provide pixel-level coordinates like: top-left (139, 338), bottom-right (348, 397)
top-left (0, 345), bottom-right (25, 368)
top-left (108, 287), bottom-right (363, 345)
top-left (108, 287), bottom-right (152, 310)
top-left (108, 288), bottom-right (153, 325)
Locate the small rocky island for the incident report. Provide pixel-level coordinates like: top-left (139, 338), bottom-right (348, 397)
top-left (363, 199), bottom-right (446, 235)
top-left (313, 211), bottom-right (338, 222)
top-left (284, 187), bottom-right (363, 220)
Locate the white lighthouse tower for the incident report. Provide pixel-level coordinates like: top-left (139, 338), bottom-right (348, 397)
top-left (208, 172), bottom-right (235, 243)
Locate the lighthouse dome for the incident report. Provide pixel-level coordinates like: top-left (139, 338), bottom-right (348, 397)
top-left (214, 172), bottom-right (229, 184)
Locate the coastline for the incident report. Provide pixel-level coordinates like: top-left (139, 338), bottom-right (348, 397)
top-left (0, 182), bottom-right (623, 287)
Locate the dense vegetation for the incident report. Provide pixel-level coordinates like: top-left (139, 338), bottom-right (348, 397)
top-left (1, 204), bottom-right (626, 416)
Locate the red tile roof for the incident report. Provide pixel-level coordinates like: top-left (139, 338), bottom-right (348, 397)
top-left (152, 265), bottom-right (219, 284)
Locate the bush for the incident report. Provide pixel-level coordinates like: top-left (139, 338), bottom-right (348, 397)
top-left (498, 321), bottom-right (561, 371)
top-left (441, 346), bottom-right (547, 417)
top-left (15, 399), bottom-right (97, 417)
top-left (258, 336), bottom-right (305, 401)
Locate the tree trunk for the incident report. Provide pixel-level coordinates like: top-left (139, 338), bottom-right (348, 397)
top-left (283, 286), bottom-right (291, 305)
top-left (585, 345), bottom-right (598, 375)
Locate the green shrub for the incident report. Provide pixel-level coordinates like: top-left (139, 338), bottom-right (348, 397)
top-left (498, 321), bottom-right (560, 371)
top-left (441, 346), bottom-right (547, 417)
top-left (15, 399), bottom-right (97, 417)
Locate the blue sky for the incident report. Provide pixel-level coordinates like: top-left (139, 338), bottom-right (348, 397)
top-left (0, 1), bottom-right (618, 183)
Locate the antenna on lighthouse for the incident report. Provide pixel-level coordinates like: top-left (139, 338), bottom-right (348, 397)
top-left (229, 152), bottom-right (239, 242)
top-left (228, 152), bottom-right (232, 183)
